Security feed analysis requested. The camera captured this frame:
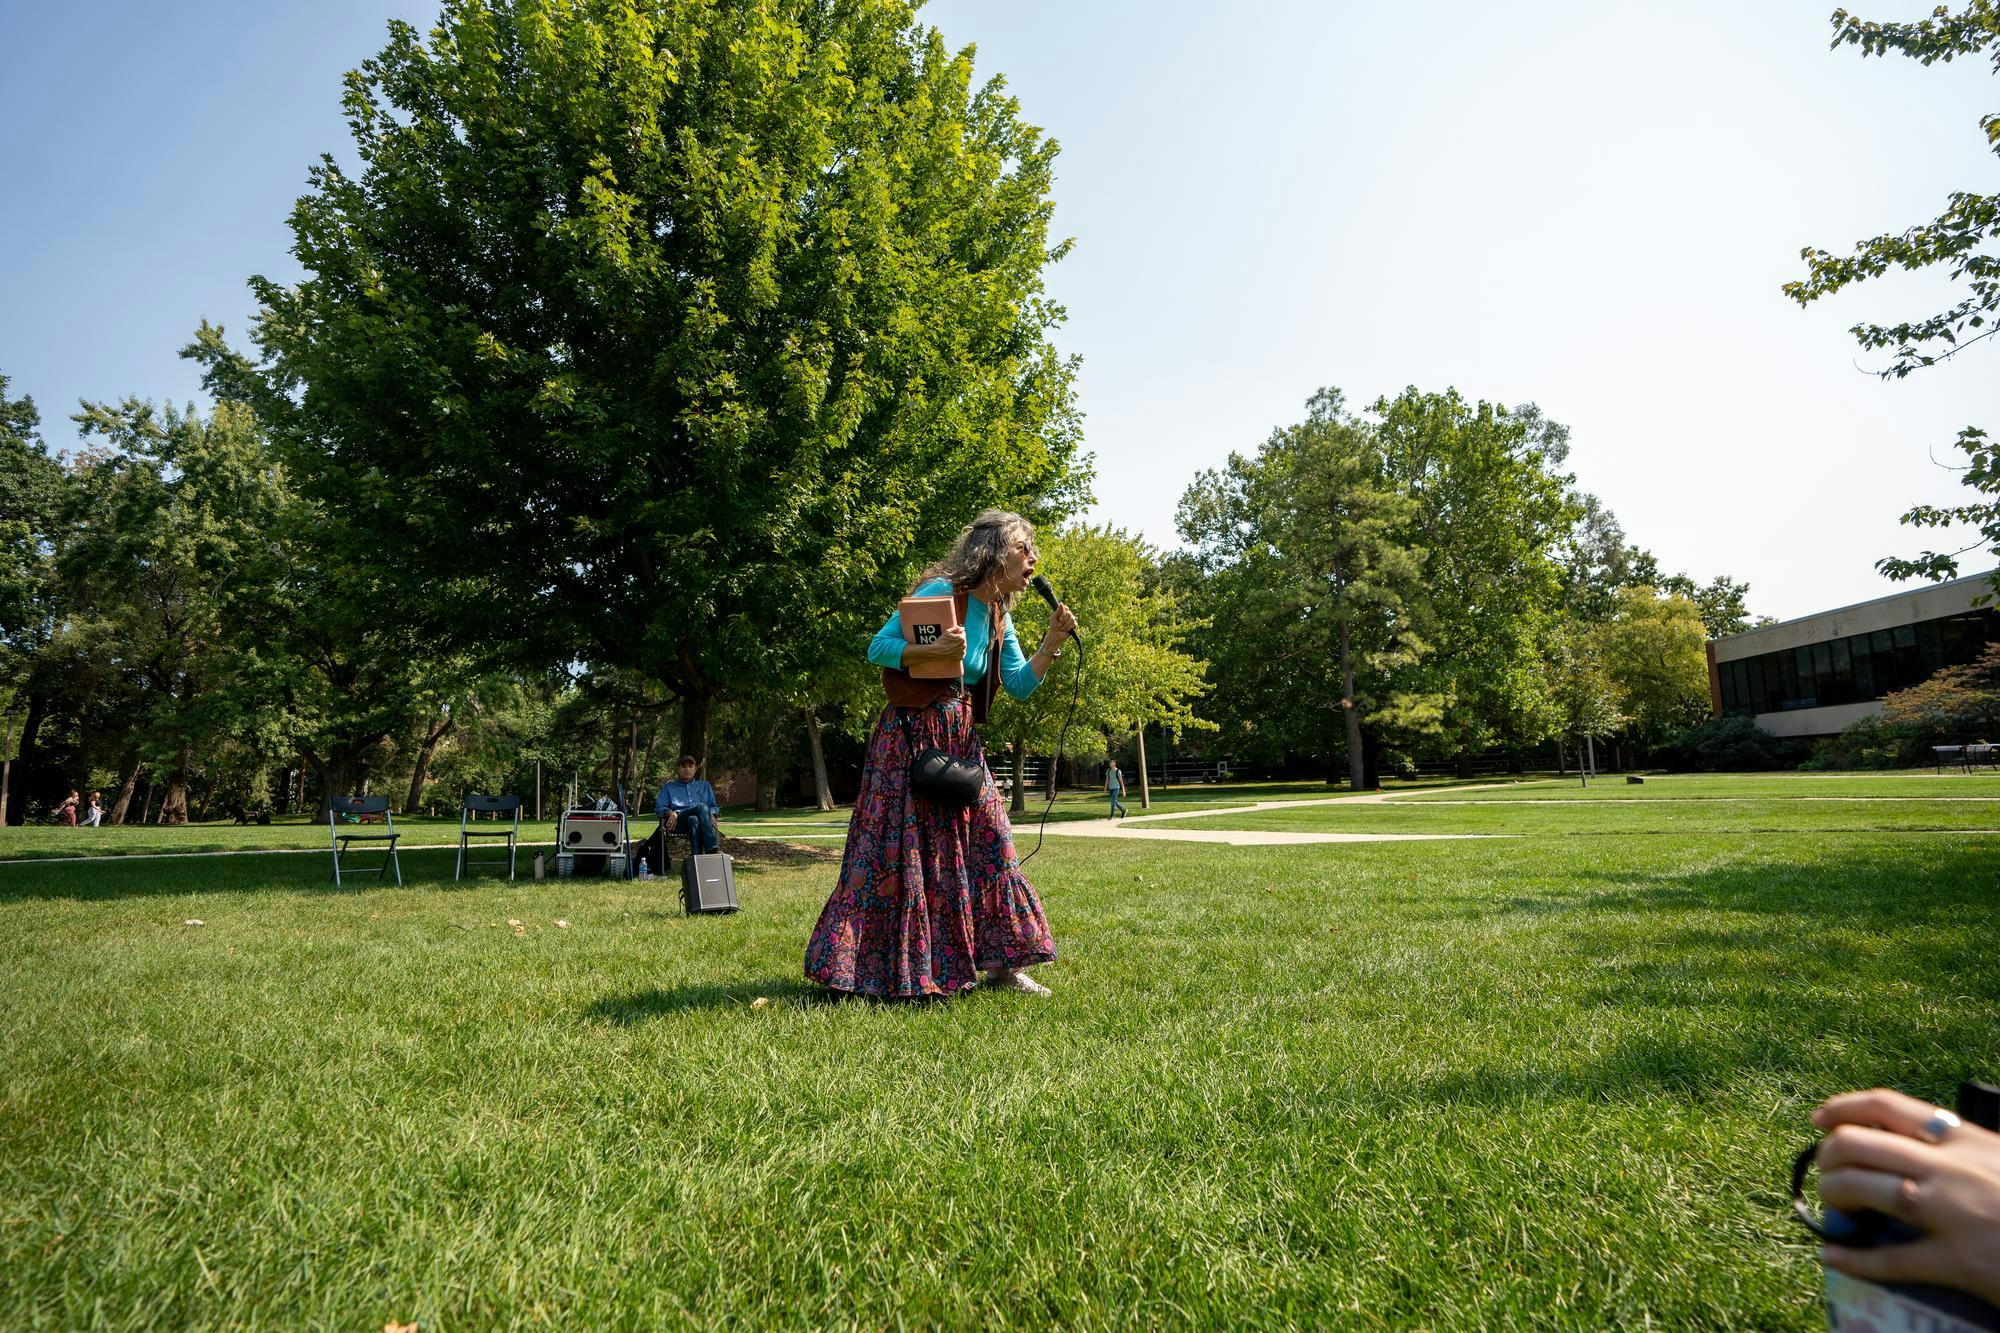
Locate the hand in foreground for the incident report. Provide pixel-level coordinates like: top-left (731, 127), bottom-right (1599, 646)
top-left (906, 625), bottom-right (967, 664)
top-left (1812, 1087), bottom-right (2000, 1308)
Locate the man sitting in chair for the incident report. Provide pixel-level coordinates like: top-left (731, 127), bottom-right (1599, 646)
top-left (656, 755), bottom-right (722, 855)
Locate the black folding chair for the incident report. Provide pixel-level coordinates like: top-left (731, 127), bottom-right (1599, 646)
top-left (457, 793), bottom-right (522, 880)
top-left (328, 795), bottom-right (402, 886)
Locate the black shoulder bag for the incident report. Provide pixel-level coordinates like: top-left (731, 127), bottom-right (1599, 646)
top-left (900, 708), bottom-right (986, 808)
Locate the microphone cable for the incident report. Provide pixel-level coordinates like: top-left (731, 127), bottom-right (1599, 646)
top-left (1017, 635), bottom-right (1083, 868)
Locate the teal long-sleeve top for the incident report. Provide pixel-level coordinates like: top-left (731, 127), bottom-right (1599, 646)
top-left (868, 578), bottom-right (1044, 700)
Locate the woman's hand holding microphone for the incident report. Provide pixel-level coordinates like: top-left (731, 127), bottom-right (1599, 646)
top-left (1031, 603), bottom-right (1076, 678)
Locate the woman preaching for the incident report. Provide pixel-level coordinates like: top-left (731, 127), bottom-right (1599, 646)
top-left (805, 509), bottom-right (1078, 999)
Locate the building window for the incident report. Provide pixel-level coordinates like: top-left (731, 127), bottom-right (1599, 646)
top-left (1714, 607), bottom-right (2000, 718)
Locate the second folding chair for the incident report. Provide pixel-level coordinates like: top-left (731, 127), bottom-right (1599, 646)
top-left (457, 793), bottom-right (522, 880)
top-left (328, 796), bottom-right (402, 886)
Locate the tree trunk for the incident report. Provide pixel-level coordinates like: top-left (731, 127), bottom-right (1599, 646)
top-left (303, 746), bottom-right (353, 813)
top-left (1135, 726), bottom-right (1151, 811)
top-left (8, 693), bottom-right (45, 826)
top-left (403, 713), bottom-right (455, 814)
top-left (107, 749), bottom-right (141, 825)
top-left (1556, 737), bottom-right (1566, 776)
top-left (679, 690), bottom-right (713, 778)
top-left (1010, 745), bottom-right (1027, 815)
top-left (1339, 619), bottom-right (1367, 792)
top-left (804, 706), bottom-right (835, 812)
top-left (616, 714), bottom-right (640, 803)
top-left (0, 711), bottom-right (14, 826)
top-left (138, 775), bottom-right (156, 825)
top-left (1454, 749), bottom-right (1473, 780)
top-left (158, 749), bottom-right (192, 825)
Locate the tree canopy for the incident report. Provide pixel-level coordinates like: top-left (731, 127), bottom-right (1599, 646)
top-left (987, 524), bottom-right (1212, 808)
top-left (1786, 4), bottom-right (2000, 586)
top-left (195, 0), bottom-right (1090, 763)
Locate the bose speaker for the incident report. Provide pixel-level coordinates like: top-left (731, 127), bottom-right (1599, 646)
top-left (681, 853), bottom-right (739, 914)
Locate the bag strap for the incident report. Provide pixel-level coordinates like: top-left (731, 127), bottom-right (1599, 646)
top-left (896, 706), bottom-right (933, 756)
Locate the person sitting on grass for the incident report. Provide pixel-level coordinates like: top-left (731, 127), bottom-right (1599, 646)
top-left (1811, 1086), bottom-right (2000, 1310)
top-left (656, 755), bottom-right (721, 856)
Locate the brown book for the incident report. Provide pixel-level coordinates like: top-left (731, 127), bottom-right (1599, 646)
top-left (898, 593), bottom-right (963, 679)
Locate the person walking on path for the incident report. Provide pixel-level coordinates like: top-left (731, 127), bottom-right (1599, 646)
top-left (1106, 760), bottom-right (1129, 819)
top-left (805, 509), bottom-right (1077, 1000)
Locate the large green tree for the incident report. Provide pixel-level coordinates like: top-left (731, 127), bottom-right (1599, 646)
top-left (196, 0), bottom-right (1087, 765)
top-left (1372, 390), bottom-right (1582, 771)
top-left (987, 524), bottom-right (1211, 811)
top-left (62, 400), bottom-right (291, 823)
top-left (0, 376), bottom-right (71, 824)
top-left (1593, 586), bottom-right (1712, 745)
top-left (1178, 390), bottom-right (1427, 790)
top-left (1786, 4), bottom-right (2000, 584)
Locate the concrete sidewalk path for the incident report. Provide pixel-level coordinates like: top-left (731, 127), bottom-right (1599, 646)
top-left (1034, 783), bottom-right (1510, 846)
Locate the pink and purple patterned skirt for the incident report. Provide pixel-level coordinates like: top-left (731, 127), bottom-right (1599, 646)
top-left (805, 698), bottom-right (1056, 999)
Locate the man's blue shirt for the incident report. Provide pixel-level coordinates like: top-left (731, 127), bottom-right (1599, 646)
top-left (656, 778), bottom-right (718, 818)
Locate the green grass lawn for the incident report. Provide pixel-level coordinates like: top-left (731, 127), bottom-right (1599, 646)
top-left (1149, 798), bottom-right (2000, 836)
top-left (0, 778), bottom-right (1488, 860)
top-left (1396, 771), bottom-right (2000, 800)
top-left (3, 774), bottom-right (1995, 1327)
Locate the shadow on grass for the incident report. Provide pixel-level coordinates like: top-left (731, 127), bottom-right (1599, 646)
top-left (586, 977), bottom-right (835, 1023)
top-left (1401, 841), bottom-right (2000, 1110)
top-left (0, 846), bottom-right (517, 903)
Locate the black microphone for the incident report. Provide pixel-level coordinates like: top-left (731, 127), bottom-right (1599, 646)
top-left (1029, 573), bottom-right (1080, 645)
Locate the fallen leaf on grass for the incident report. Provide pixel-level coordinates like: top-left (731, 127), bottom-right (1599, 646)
top-left (506, 918), bottom-right (522, 927)
top-left (384, 1322), bottom-right (418, 1333)
top-left (183, 919), bottom-right (205, 927)
top-left (554, 919), bottom-right (569, 929)
top-left (751, 996), bottom-right (770, 1010)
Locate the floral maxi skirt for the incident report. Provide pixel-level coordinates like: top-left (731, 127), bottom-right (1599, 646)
top-left (805, 699), bottom-right (1056, 998)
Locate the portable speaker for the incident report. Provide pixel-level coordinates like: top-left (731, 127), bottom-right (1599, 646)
top-left (681, 853), bottom-right (738, 914)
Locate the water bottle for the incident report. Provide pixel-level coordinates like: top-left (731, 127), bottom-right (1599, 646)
top-left (638, 857), bottom-right (650, 879)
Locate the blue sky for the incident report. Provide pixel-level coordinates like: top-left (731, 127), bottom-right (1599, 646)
top-left (3, 0), bottom-right (1993, 620)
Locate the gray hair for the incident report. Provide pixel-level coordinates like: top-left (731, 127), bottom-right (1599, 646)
top-left (917, 508), bottom-right (1036, 614)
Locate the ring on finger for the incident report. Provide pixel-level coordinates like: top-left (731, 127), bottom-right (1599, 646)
top-left (1920, 1107), bottom-right (1961, 1143)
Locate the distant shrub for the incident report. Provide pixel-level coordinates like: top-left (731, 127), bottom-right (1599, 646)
top-left (1801, 716), bottom-right (1934, 771)
top-left (1658, 716), bottom-right (1797, 771)
top-left (1880, 643), bottom-right (2000, 738)
top-left (1799, 648), bottom-right (2000, 770)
